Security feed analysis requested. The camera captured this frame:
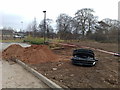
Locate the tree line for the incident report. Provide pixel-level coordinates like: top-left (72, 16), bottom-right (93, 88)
top-left (25, 8), bottom-right (120, 43)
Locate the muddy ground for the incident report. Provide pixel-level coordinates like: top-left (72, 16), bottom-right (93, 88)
top-left (2, 41), bottom-right (119, 88)
top-left (30, 42), bottom-right (119, 88)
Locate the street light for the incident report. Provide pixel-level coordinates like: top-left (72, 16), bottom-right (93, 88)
top-left (43, 11), bottom-right (46, 43)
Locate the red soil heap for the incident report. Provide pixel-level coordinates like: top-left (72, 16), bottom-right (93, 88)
top-left (2, 44), bottom-right (59, 64)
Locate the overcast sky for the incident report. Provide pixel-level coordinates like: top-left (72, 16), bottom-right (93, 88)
top-left (0, 0), bottom-right (119, 31)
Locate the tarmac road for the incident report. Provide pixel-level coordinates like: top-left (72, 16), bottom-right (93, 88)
top-left (1, 43), bottom-right (49, 88)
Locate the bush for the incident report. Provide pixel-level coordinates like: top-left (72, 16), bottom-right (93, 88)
top-left (23, 37), bottom-right (44, 45)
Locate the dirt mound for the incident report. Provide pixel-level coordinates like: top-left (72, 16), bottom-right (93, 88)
top-left (2, 44), bottom-right (59, 64)
top-left (2, 44), bottom-right (24, 60)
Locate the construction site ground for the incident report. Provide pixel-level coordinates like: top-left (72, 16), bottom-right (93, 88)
top-left (1, 43), bottom-right (49, 88)
top-left (2, 41), bottom-right (119, 88)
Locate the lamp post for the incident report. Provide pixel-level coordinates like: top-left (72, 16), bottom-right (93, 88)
top-left (43, 11), bottom-right (46, 43)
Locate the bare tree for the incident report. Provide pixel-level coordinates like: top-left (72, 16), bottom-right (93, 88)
top-left (56, 13), bottom-right (73, 40)
top-left (32, 17), bottom-right (37, 37)
top-left (74, 8), bottom-right (96, 38)
top-left (26, 18), bottom-right (38, 37)
top-left (93, 18), bottom-right (120, 42)
top-left (38, 18), bottom-right (54, 38)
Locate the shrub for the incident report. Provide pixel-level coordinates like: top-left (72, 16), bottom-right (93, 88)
top-left (23, 37), bottom-right (44, 45)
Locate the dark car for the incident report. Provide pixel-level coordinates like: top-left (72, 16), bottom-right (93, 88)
top-left (71, 49), bottom-right (98, 66)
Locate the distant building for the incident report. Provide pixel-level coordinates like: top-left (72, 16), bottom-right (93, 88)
top-left (0, 30), bottom-right (14, 40)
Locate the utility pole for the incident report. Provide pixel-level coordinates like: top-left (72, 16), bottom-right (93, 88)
top-left (43, 11), bottom-right (46, 43)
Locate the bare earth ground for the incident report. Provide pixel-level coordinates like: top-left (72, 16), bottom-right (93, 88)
top-left (70, 41), bottom-right (118, 52)
top-left (30, 42), bottom-right (119, 88)
top-left (2, 41), bottom-right (119, 88)
top-left (1, 43), bottom-right (49, 88)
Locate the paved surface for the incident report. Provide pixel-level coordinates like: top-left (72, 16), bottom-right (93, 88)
top-left (0, 43), bottom-right (2, 89)
top-left (1, 43), bottom-right (49, 88)
top-left (0, 59), bottom-right (2, 89)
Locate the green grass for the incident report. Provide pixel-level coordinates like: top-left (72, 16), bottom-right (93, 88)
top-left (1, 39), bottom-right (24, 43)
top-left (23, 36), bottom-right (44, 45)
